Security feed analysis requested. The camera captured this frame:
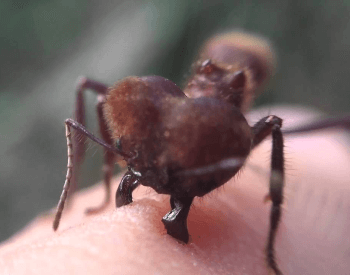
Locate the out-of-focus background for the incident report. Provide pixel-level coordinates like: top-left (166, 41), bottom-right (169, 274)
top-left (0, 0), bottom-right (349, 242)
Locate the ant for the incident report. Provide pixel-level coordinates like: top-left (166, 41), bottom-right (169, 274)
top-left (52, 32), bottom-right (350, 275)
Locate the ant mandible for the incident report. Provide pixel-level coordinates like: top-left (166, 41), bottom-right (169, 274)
top-left (52, 32), bottom-right (349, 275)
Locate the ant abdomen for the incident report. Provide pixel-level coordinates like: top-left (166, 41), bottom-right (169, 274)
top-left (184, 32), bottom-right (276, 111)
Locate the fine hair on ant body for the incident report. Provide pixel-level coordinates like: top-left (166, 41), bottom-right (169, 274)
top-left (52, 31), bottom-right (350, 275)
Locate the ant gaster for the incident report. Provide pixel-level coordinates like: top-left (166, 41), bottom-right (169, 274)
top-left (52, 32), bottom-right (290, 275)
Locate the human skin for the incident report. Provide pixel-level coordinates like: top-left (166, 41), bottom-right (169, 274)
top-left (0, 107), bottom-right (349, 275)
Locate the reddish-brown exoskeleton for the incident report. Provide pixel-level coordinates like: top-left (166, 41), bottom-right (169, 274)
top-left (52, 32), bottom-right (349, 275)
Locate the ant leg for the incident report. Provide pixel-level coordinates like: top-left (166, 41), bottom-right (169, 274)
top-left (162, 196), bottom-right (194, 243)
top-left (252, 115), bottom-right (284, 275)
top-left (283, 112), bottom-right (350, 134)
top-left (53, 119), bottom-right (130, 231)
top-left (85, 96), bottom-right (116, 214)
top-left (74, 77), bottom-right (108, 162)
top-left (69, 77), bottom-right (108, 201)
top-left (115, 170), bottom-right (140, 207)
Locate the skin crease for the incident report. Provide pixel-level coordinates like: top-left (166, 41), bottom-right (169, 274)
top-left (0, 106), bottom-right (349, 275)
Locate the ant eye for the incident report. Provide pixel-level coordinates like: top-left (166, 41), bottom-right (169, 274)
top-left (229, 71), bottom-right (246, 90)
top-left (197, 59), bottom-right (224, 81)
top-left (201, 59), bottom-right (217, 75)
top-left (116, 139), bottom-right (122, 150)
top-left (202, 59), bottom-right (211, 66)
top-left (201, 59), bottom-right (212, 71)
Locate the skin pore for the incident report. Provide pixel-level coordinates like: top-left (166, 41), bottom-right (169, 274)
top-left (0, 107), bottom-right (349, 275)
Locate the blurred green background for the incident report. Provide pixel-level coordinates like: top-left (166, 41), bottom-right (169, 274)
top-left (0, 0), bottom-right (349, 242)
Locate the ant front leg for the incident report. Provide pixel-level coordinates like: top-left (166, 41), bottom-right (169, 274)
top-left (85, 96), bottom-right (116, 214)
top-left (70, 78), bottom-right (108, 195)
top-left (252, 115), bottom-right (284, 275)
top-left (162, 196), bottom-right (194, 243)
top-left (72, 77), bottom-right (117, 215)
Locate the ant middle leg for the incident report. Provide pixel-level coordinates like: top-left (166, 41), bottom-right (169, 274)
top-left (252, 115), bottom-right (284, 275)
top-left (162, 196), bottom-right (194, 243)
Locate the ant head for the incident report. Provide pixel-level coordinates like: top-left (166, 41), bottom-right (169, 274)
top-left (184, 32), bottom-right (276, 111)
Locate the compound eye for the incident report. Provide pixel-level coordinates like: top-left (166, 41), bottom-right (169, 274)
top-left (116, 139), bottom-right (122, 151)
top-left (229, 71), bottom-right (246, 90)
top-left (200, 59), bottom-right (219, 75)
top-left (201, 59), bottom-right (213, 74)
top-left (197, 59), bottom-right (224, 81)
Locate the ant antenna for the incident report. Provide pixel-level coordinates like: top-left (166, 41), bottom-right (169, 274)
top-left (53, 124), bottom-right (73, 231)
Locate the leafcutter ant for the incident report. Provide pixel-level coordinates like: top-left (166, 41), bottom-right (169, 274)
top-left (53, 32), bottom-right (350, 275)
